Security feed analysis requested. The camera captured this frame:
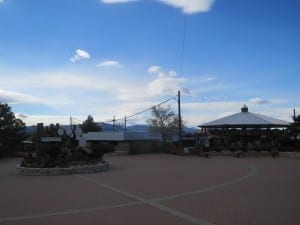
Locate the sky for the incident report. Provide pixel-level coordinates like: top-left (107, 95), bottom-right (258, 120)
top-left (0, 0), bottom-right (299, 128)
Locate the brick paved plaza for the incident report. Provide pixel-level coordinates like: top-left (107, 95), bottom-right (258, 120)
top-left (0, 154), bottom-right (299, 225)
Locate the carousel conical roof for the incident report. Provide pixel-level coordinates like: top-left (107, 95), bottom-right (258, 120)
top-left (200, 105), bottom-right (290, 128)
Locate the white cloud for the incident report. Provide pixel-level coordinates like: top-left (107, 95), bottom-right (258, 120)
top-left (148, 65), bottom-right (161, 74)
top-left (147, 76), bottom-right (189, 96)
top-left (97, 60), bottom-right (121, 67)
top-left (15, 113), bottom-right (28, 119)
top-left (2, 67), bottom-right (295, 127)
top-left (199, 77), bottom-right (216, 82)
top-left (0, 88), bottom-right (42, 104)
top-left (0, 0), bottom-right (4, 3)
top-left (101, 0), bottom-right (137, 3)
top-left (100, 0), bottom-right (215, 14)
top-left (158, 0), bottom-right (215, 14)
top-left (70, 49), bottom-right (90, 62)
top-left (168, 70), bottom-right (177, 77)
top-left (249, 98), bottom-right (271, 105)
top-left (147, 66), bottom-right (190, 96)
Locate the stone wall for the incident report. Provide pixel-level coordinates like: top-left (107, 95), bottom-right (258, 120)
top-left (16, 162), bottom-right (109, 176)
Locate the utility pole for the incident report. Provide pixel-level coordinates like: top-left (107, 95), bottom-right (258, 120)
top-left (113, 115), bottom-right (116, 132)
top-left (70, 116), bottom-right (73, 130)
top-left (178, 90), bottom-right (183, 154)
top-left (293, 109), bottom-right (297, 141)
top-left (124, 116), bottom-right (127, 131)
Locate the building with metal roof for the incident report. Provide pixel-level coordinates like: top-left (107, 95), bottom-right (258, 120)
top-left (198, 105), bottom-right (291, 151)
top-left (200, 105), bottom-right (290, 129)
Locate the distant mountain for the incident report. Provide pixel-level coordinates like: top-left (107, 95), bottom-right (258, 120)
top-left (99, 122), bottom-right (124, 132)
top-left (126, 124), bottom-right (148, 132)
top-left (25, 126), bottom-right (36, 134)
top-left (25, 123), bottom-right (198, 134)
top-left (184, 127), bottom-right (199, 133)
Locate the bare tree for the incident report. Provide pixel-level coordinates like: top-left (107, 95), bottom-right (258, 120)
top-left (147, 105), bottom-right (179, 143)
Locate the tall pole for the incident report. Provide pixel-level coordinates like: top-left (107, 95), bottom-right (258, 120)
top-left (178, 90), bottom-right (183, 154)
top-left (124, 115), bottom-right (127, 131)
top-left (293, 109), bottom-right (296, 141)
top-left (70, 116), bottom-right (72, 130)
top-left (113, 115), bottom-right (116, 132)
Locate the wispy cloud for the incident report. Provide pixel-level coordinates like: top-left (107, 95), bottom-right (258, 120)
top-left (101, 0), bottom-right (137, 4)
top-left (0, 0), bottom-right (4, 4)
top-left (148, 65), bottom-right (161, 74)
top-left (158, 0), bottom-right (215, 14)
top-left (249, 98), bottom-right (272, 105)
top-left (97, 60), bottom-right (121, 67)
top-left (199, 77), bottom-right (216, 82)
top-left (70, 49), bottom-right (90, 62)
top-left (0, 88), bottom-right (42, 104)
top-left (100, 0), bottom-right (215, 14)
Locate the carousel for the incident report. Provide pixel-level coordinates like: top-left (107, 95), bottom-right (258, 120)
top-left (198, 105), bottom-right (290, 151)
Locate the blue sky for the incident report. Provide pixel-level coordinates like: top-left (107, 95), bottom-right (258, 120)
top-left (0, 0), bottom-right (299, 127)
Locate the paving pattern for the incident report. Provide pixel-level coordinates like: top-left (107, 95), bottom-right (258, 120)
top-left (0, 154), bottom-right (299, 225)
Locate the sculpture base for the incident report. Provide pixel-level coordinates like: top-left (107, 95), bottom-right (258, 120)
top-left (16, 162), bottom-right (109, 176)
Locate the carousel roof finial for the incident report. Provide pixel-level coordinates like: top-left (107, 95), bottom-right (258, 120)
top-left (241, 104), bottom-right (248, 112)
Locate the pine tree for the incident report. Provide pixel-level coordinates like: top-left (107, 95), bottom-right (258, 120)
top-left (0, 103), bottom-right (27, 156)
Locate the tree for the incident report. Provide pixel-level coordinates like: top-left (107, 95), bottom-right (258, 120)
top-left (0, 103), bottom-right (27, 156)
top-left (44, 123), bottom-right (60, 137)
top-left (147, 105), bottom-right (180, 143)
top-left (291, 114), bottom-right (300, 141)
top-left (81, 115), bottom-right (102, 133)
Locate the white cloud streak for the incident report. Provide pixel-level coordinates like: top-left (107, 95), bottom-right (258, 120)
top-left (0, 88), bottom-right (42, 104)
top-left (158, 0), bottom-right (215, 14)
top-left (249, 98), bottom-right (271, 105)
top-left (70, 49), bottom-right (90, 62)
top-left (97, 60), bottom-right (121, 67)
top-left (100, 0), bottom-right (215, 14)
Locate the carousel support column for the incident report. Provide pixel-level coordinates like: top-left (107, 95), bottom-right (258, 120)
top-left (267, 127), bottom-right (272, 149)
top-left (241, 127), bottom-right (245, 151)
top-left (226, 127), bottom-right (229, 150)
top-left (36, 123), bottom-right (44, 157)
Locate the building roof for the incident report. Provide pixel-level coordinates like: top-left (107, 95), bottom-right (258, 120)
top-left (80, 131), bottom-right (161, 142)
top-left (199, 105), bottom-right (290, 128)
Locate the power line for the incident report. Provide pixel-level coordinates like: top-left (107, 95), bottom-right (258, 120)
top-left (126, 97), bottom-right (176, 120)
top-left (71, 96), bottom-right (177, 126)
top-left (110, 96), bottom-right (177, 123)
top-left (179, 0), bottom-right (189, 76)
